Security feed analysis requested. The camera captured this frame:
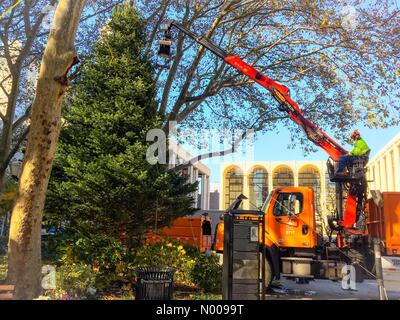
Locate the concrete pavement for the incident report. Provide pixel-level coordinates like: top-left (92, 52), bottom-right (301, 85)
top-left (266, 279), bottom-right (400, 300)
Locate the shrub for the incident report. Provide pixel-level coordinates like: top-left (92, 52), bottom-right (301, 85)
top-left (55, 263), bottom-right (97, 299)
top-left (192, 293), bottom-right (222, 300)
top-left (132, 242), bottom-right (222, 293)
top-left (190, 252), bottom-right (222, 293)
top-left (0, 255), bottom-right (7, 280)
top-left (55, 234), bottom-right (132, 290)
top-left (51, 237), bottom-right (223, 296)
top-left (132, 241), bottom-right (196, 287)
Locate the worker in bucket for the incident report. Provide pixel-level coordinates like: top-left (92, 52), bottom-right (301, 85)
top-left (336, 130), bottom-right (370, 174)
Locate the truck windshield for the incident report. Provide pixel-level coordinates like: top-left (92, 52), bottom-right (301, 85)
top-left (273, 192), bottom-right (304, 216)
top-left (261, 191), bottom-right (273, 214)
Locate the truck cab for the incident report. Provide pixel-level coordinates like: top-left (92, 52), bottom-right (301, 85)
top-left (215, 187), bottom-right (347, 287)
top-left (261, 187), bottom-right (318, 250)
top-left (215, 187), bottom-right (318, 252)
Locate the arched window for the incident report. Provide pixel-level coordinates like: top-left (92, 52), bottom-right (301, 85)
top-left (248, 168), bottom-right (268, 210)
top-left (299, 166), bottom-right (322, 232)
top-left (224, 167), bottom-right (243, 209)
top-left (273, 166), bottom-right (294, 188)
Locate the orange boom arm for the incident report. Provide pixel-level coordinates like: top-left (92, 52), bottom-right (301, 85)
top-left (223, 55), bottom-right (347, 161)
top-left (160, 21), bottom-right (358, 231)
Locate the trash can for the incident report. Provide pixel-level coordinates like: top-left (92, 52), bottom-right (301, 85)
top-left (134, 267), bottom-right (176, 300)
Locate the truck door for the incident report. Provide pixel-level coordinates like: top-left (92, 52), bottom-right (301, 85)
top-left (267, 189), bottom-right (314, 248)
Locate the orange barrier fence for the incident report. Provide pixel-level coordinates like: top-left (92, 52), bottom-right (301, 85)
top-left (145, 216), bottom-right (212, 252)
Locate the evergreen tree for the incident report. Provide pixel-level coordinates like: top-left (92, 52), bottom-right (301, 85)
top-left (45, 3), bottom-right (196, 247)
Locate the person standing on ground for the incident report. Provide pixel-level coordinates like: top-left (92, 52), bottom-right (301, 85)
top-left (201, 212), bottom-right (212, 251)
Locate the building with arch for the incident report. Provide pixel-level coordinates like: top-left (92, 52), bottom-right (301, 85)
top-left (366, 132), bottom-right (400, 193)
top-left (218, 131), bottom-right (400, 234)
top-left (219, 133), bottom-right (400, 232)
top-left (248, 166), bottom-right (268, 210)
top-left (220, 160), bottom-right (334, 233)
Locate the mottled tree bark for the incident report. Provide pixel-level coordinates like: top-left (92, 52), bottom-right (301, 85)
top-left (7, 0), bottom-right (86, 300)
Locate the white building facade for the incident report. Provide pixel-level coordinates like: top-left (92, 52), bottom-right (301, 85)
top-left (169, 140), bottom-right (211, 210)
top-left (366, 132), bottom-right (400, 193)
top-left (219, 160), bottom-right (335, 233)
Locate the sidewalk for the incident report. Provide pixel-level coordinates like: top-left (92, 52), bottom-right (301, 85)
top-left (266, 279), bottom-right (400, 300)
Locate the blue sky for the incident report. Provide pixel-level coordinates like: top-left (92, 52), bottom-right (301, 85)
top-left (194, 124), bottom-right (400, 189)
top-left (162, 2), bottom-right (400, 189)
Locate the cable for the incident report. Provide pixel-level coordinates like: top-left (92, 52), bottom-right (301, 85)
top-left (0, 0), bottom-right (22, 20)
top-left (333, 245), bottom-right (377, 279)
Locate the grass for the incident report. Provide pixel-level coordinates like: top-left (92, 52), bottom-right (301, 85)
top-left (174, 290), bottom-right (222, 300)
top-left (191, 293), bottom-right (222, 300)
top-left (100, 294), bottom-right (135, 300)
top-left (99, 292), bottom-right (222, 300)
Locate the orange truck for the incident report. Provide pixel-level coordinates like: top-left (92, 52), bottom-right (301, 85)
top-left (145, 216), bottom-right (212, 252)
top-left (143, 190), bottom-right (400, 290)
top-left (366, 192), bottom-right (400, 290)
top-left (215, 189), bottom-right (400, 288)
top-left (366, 192), bottom-right (400, 256)
top-left (156, 18), bottom-right (400, 291)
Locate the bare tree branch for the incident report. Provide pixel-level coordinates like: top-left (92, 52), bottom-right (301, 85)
top-left (0, 125), bottom-right (29, 175)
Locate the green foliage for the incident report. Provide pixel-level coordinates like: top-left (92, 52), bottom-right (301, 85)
top-left (138, 1), bottom-right (400, 155)
top-left (45, 2), bottom-right (196, 244)
top-left (190, 252), bottom-right (222, 294)
top-left (192, 293), bottom-right (222, 300)
top-left (48, 238), bottom-right (223, 296)
top-left (0, 255), bottom-right (7, 280)
top-left (101, 293), bottom-right (135, 300)
top-left (131, 241), bottom-right (222, 293)
top-left (0, 176), bottom-right (17, 217)
top-left (55, 263), bottom-right (97, 299)
top-left (132, 241), bottom-right (196, 287)
top-left (55, 234), bottom-right (132, 290)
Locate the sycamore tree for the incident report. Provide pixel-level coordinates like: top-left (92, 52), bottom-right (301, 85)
top-left (7, 0), bottom-right (87, 300)
top-left (0, 0), bottom-right (124, 195)
top-left (138, 0), bottom-right (400, 154)
top-left (45, 3), bottom-right (196, 248)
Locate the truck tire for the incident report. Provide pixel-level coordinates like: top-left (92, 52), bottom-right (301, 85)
top-left (262, 257), bottom-right (273, 291)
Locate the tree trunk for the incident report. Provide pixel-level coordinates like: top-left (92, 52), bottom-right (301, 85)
top-left (7, 0), bottom-right (86, 300)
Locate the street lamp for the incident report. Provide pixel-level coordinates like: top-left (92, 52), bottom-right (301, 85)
top-left (158, 24), bottom-right (172, 58)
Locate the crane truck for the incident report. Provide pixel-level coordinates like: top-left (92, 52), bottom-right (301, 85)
top-left (158, 20), bottom-right (400, 289)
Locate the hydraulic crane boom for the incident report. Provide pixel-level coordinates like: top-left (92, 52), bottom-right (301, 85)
top-left (159, 20), bottom-right (364, 234)
top-left (160, 21), bottom-right (347, 161)
top-left (224, 56), bottom-right (348, 161)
